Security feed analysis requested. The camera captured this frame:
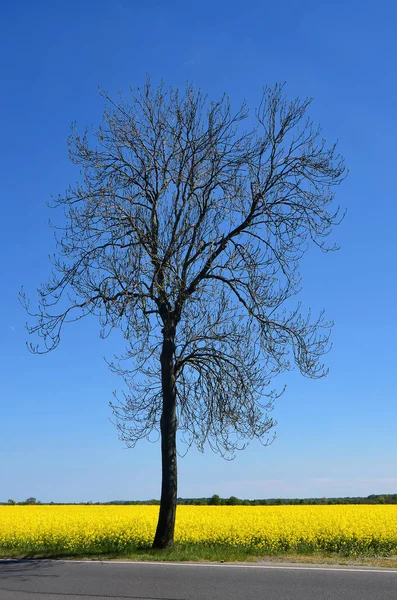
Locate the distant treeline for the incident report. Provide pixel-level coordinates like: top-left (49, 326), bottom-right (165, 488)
top-left (191, 494), bottom-right (397, 505)
top-left (110, 494), bottom-right (397, 506)
top-left (3, 494), bottom-right (397, 506)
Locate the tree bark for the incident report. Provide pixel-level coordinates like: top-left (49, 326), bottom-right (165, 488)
top-left (152, 324), bottom-right (178, 549)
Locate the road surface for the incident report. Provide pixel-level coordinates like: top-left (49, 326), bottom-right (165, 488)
top-left (0, 559), bottom-right (396, 599)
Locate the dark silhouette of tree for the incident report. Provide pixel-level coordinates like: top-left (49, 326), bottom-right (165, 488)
top-left (209, 494), bottom-right (221, 506)
top-left (227, 496), bottom-right (241, 506)
top-left (22, 80), bottom-right (346, 548)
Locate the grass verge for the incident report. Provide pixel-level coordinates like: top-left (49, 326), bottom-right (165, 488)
top-left (1, 544), bottom-right (397, 569)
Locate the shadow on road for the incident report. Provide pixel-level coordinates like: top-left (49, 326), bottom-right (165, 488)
top-left (0, 587), bottom-right (186, 600)
top-left (0, 559), bottom-right (59, 580)
top-left (0, 560), bottom-right (188, 599)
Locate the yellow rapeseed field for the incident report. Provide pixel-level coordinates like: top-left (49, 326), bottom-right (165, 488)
top-left (1, 505), bottom-right (397, 556)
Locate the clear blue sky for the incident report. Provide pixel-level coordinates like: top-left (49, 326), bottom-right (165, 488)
top-left (1, 0), bottom-right (396, 503)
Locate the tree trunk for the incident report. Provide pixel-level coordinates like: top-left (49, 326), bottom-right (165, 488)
top-left (152, 324), bottom-right (178, 549)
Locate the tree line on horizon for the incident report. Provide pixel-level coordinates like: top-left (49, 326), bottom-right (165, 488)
top-left (3, 494), bottom-right (397, 506)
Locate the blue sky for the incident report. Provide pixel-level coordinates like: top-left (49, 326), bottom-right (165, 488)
top-left (1, 0), bottom-right (396, 503)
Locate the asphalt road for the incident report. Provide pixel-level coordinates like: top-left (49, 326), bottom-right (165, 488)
top-left (0, 559), bottom-right (397, 600)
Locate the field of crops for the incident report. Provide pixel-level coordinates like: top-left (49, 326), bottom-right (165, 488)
top-left (1, 505), bottom-right (397, 557)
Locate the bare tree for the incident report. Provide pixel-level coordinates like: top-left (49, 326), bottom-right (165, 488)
top-left (22, 80), bottom-right (346, 548)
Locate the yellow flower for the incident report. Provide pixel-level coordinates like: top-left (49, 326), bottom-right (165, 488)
top-left (0, 505), bottom-right (396, 556)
